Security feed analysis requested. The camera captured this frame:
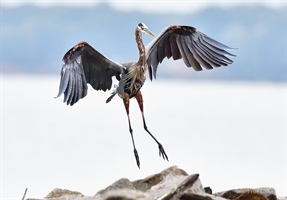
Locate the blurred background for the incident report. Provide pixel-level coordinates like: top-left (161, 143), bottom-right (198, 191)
top-left (1, 0), bottom-right (285, 81)
top-left (1, 0), bottom-right (286, 199)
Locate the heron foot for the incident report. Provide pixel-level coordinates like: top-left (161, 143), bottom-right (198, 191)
top-left (158, 143), bottom-right (169, 161)
top-left (134, 149), bottom-right (140, 168)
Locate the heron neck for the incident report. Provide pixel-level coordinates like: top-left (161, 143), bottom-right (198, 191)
top-left (135, 29), bottom-right (146, 68)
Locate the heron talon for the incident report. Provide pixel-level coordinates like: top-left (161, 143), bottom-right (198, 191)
top-left (134, 149), bottom-right (140, 168)
top-left (158, 144), bottom-right (169, 161)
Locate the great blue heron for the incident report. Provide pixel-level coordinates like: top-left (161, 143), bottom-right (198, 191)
top-left (56, 23), bottom-right (235, 168)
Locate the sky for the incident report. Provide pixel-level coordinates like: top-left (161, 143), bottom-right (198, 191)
top-left (1, 0), bottom-right (286, 14)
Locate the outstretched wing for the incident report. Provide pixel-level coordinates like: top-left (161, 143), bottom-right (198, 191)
top-left (146, 25), bottom-right (236, 80)
top-left (55, 42), bottom-right (123, 106)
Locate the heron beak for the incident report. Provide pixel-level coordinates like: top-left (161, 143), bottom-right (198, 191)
top-left (145, 29), bottom-right (155, 37)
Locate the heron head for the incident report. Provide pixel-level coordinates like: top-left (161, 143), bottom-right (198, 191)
top-left (137, 23), bottom-right (155, 37)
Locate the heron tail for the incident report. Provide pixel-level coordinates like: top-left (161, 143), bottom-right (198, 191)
top-left (106, 85), bottom-right (118, 103)
top-left (106, 92), bottom-right (116, 103)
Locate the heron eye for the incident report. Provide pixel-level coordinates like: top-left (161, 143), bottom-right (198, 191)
top-left (138, 23), bottom-right (143, 27)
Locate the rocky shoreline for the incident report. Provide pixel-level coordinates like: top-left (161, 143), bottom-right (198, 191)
top-left (26, 166), bottom-right (286, 200)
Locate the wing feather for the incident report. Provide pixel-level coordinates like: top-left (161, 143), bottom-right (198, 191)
top-left (193, 40), bottom-right (218, 68)
top-left (169, 34), bottom-right (181, 60)
top-left (146, 25), bottom-right (236, 80)
top-left (199, 35), bottom-right (235, 58)
top-left (175, 35), bottom-right (189, 67)
top-left (198, 40), bottom-right (232, 66)
top-left (57, 67), bottom-right (70, 97)
top-left (189, 39), bottom-right (213, 70)
top-left (184, 36), bottom-right (202, 70)
top-left (73, 68), bottom-right (80, 105)
top-left (164, 38), bottom-right (172, 59)
top-left (56, 42), bottom-right (123, 106)
top-left (63, 70), bottom-right (73, 103)
top-left (182, 36), bottom-right (198, 68)
top-left (67, 71), bottom-right (75, 105)
top-left (196, 39), bottom-right (227, 66)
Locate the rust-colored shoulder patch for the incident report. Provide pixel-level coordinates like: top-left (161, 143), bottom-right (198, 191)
top-left (169, 25), bottom-right (182, 30)
top-left (62, 41), bottom-right (88, 63)
top-left (169, 25), bottom-right (197, 35)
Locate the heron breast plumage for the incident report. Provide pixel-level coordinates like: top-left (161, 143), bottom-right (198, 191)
top-left (117, 63), bottom-right (146, 98)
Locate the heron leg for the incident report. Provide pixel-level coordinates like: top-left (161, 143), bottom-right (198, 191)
top-left (135, 91), bottom-right (169, 161)
top-left (123, 92), bottom-right (140, 168)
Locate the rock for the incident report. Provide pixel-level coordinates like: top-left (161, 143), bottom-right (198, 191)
top-left (204, 187), bottom-right (212, 194)
top-left (180, 193), bottom-right (228, 200)
top-left (132, 166), bottom-right (188, 192)
top-left (96, 178), bottom-right (136, 196)
top-left (214, 188), bottom-right (277, 200)
top-left (232, 191), bottom-right (268, 200)
top-left (45, 188), bottom-right (83, 199)
top-left (156, 174), bottom-right (204, 200)
top-left (34, 166), bottom-right (284, 200)
top-left (102, 189), bottom-right (149, 200)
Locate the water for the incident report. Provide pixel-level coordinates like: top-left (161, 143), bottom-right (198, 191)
top-left (1, 75), bottom-right (286, 199)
